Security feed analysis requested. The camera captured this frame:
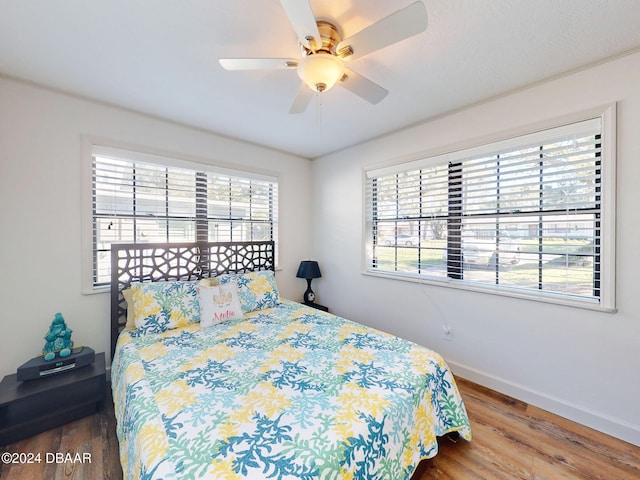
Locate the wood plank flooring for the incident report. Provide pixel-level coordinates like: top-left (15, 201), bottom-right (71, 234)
top-left (1, 378), bottom-right (638, 479)
top-left (415, 378), bottom-right (640, 480)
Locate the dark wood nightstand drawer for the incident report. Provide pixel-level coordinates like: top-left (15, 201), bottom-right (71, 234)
top-left (303, 301), bottom-right (329, 312)
top-left (0, 353), bottom-right (106, 445)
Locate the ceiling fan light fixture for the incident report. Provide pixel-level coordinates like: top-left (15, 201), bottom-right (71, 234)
top-left (296, 53), bottom-right (345, 93)
top-left (219, 1), bottom-right (428, 112)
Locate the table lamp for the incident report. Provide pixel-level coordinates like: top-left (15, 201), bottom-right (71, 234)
top-left (296, 260), bottom-right (321, 303)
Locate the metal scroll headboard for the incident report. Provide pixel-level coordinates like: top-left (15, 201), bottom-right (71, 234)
top-left (109, 241), bottom-right (275, 359)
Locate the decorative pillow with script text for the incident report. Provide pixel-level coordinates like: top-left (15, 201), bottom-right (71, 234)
top-left (197, 283), bottom-right (244, 328)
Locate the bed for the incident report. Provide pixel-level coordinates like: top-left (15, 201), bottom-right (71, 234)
top-left (110, 241), bottom-right (471, 479)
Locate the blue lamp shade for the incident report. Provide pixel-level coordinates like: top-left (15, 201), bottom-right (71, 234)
top-left (296, 260), bottom-right (321, 279)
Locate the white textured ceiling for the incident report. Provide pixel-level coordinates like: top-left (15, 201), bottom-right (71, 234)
top-left (1, 0), bottom-right (640, 158)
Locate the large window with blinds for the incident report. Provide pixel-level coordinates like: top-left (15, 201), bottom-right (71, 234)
top-left (87, 145), bottom-right (278, 288)
top-left (365, 112), bottom-right (616, 310)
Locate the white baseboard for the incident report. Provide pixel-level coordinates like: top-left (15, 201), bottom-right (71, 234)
top-left (448, 360), bottom-right (640, 447)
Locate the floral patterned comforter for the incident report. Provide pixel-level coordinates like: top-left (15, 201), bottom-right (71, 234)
top-left (112, 300), bottom-right (471, 479)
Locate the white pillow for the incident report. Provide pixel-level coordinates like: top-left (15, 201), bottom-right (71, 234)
top-left (198, 283), bottom-right (243, 328)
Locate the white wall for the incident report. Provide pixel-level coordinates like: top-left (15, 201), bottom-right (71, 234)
top-left (0, 76), bottom-right (312, 376)
top-left (312, 52), bottom-right (640, 446)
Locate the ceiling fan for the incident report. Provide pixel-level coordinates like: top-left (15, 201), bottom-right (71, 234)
top-left (219, 0), bottom-right (428, 113)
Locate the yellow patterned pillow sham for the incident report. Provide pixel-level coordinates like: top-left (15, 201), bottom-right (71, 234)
top-left (131, 281), bottom-right (200, 334)
top-left (217, 270), bottom-right (280, 312)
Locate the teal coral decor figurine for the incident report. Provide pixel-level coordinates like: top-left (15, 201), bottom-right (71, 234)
top-left (42, 312), bottom-right (74, 361)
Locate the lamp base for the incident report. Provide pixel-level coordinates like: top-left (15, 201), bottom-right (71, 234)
top-left (303, 279), bottom-right (316, 303)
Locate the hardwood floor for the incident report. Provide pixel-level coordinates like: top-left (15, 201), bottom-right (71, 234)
top-left (0, 390), bottom-right (121, 480)
top-left (1, 378), bottom-right (638, 479)
top-left (415, 378), bottom-right (640, 480)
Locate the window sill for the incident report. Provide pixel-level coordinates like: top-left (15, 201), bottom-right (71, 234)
top-left (362, 269), bottom-right (617, 313)
top-left (82, 285), bottom-right (110, 296)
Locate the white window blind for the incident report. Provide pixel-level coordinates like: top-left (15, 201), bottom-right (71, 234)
top-left (365, 116), bottom-right (614, 308)
top-left (91, 148), bottom-right (278, 287)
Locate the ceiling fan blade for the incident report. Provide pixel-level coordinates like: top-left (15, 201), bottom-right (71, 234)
top-left (219, 58), bottom-right (298, 70)
top-left (289, 82), bottom-right (314, 114)
top-left (279, 0), bottom-right (321, 49)
top-left (337, 1), bottom-right (427, 60)
top-left (339, 69), bottom-right (388, 105)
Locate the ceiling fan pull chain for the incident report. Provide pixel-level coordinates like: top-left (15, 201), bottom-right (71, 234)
top-left (316, 91), bottom-right (322, 133)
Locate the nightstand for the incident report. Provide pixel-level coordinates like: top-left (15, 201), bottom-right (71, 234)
top-left (304, 301), bottom-right (329, 312)
top-left (0, 352), bottom-right (106, 445)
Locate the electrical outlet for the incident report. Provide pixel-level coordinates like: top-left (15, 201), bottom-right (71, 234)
top-left (442, 324), bottom-right (452, 341)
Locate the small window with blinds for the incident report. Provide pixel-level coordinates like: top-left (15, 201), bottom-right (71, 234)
top-left (89, 145), bottom-right (278, 288)
top-left (365, 113), bottom-right (616, 310)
